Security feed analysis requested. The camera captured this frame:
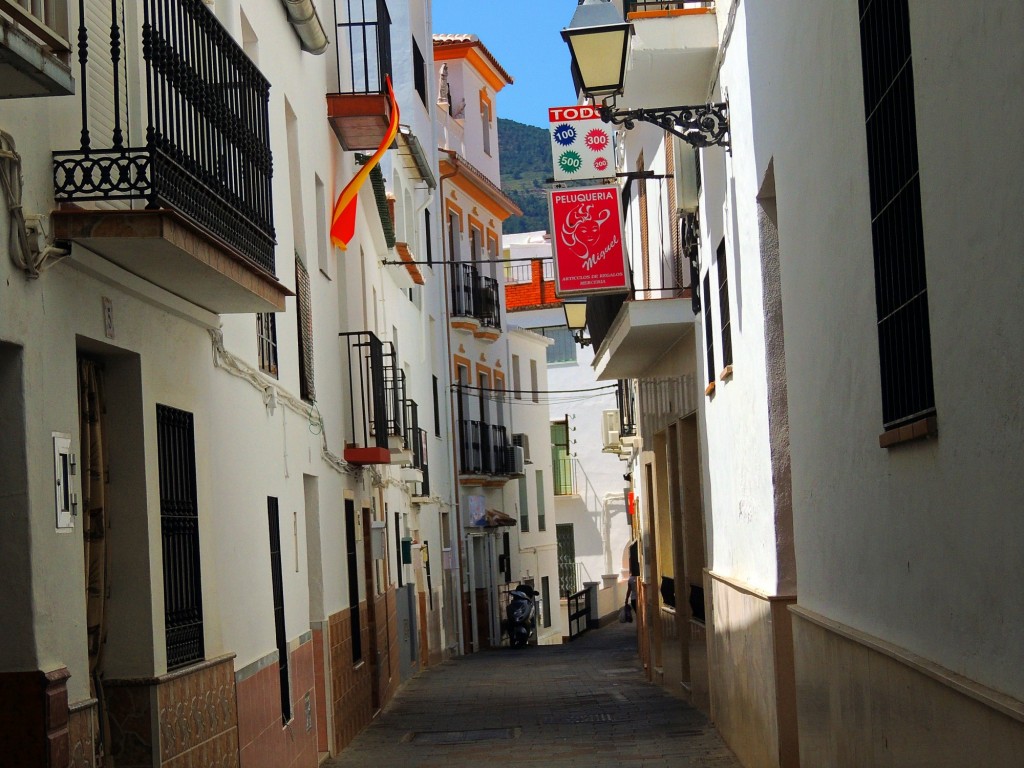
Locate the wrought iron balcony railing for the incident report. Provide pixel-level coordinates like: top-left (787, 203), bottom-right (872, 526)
top-left (417, 429), bottom-right (430, 497)
top-left (450, 262), bottom-right (478, 318)
top-left (625, 1), bottom-right (714, 13)
top-left (336, 0), bottom-right (392, 94)
top-left (340, 331), bottom-right (388, 453)
top-left (52, 0), bottom-right (275, 274)
top-left (490, 424), bottom-right (510, 475)
top-left (450, 263), bottom-right (502, 328)
top-left (478, 275), bottom-right (501, 329)
top-left (458, 417), bottom-right (515, 477)
top-left (404, 399), bottom-right (420, 463)
top-left (458, 418), bottom-right (483, 474)
top-left (381, 342), bottom-right (405, 440)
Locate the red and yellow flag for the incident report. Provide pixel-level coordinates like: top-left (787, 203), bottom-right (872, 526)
top-left (330, 76), bottom-right (401, 250)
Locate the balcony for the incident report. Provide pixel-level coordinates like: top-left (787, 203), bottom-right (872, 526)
top-left (327, 0), bottom-right (393, 150)
top-left (0, 0), bottom-right (73, 97)
top-left (449, 263), bottom-right (502, 340)
top-left (340, 331), bottom-right (404, 465)
top-left (458, 420), bottom-right (516, 485)
top-left (589, 295), bottom-right (696, 380)
top-left (618, 0), bottom-right (718, 108)
top-left (403, 423), bottom-right (431, 500)
top-left (51, 0), bottom-right (286, 314)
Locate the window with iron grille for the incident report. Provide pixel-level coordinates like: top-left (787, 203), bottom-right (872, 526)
top-left (295, 256), bottom-right (315, 401)
top-left (257, 312), bottom-right (278, 377)
top-left (717, 240), bottom-right (733, 369)
top-left (702, 273), bottom-right (715, 384)
top-left (858, 0), bottom-right (935, 430)
top-left (267, 497), bottom-right (291, 722)
top-left (413, 38), bottom-right (426, 106)
top-left (157, 404), bottom-right (205, 671)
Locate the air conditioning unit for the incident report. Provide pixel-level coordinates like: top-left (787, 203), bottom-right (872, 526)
top-left (602, 410), bottom-right (622, 452)
top-left (512, 432), bottom-right (531, 462)
top-left (505, 445), bottom-right (525, 476)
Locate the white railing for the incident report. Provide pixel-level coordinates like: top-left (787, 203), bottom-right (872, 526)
top-left (1, 0), bottom-right (70, 51)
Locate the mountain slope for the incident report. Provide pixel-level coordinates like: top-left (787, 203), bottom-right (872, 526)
top-left (498, 118), bottom-right (552, 235)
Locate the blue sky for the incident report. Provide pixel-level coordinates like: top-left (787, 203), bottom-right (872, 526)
top-left (431, 0), bottom-right (579, 128)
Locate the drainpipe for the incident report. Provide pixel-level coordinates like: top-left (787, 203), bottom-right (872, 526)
top-left (280, 0), bottom-right (328, 54)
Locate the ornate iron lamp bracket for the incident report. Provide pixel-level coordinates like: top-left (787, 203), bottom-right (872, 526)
top-left (599, 97), bottom-right (731, 150)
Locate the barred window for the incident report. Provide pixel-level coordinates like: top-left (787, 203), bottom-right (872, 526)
top-left (295, 256), bottom-right (315, 402)
top-left (717, 240), bottom-right (733, 369)
top-left (702, 273), bottom-right (715, 385)
top-left (859, 0), bottom-right (935, 430)
top-left (157, 404), bottom-right (204, 670)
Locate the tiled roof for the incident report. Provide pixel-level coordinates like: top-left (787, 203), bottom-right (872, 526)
top-left (432, 34), bottom-right (513, 85)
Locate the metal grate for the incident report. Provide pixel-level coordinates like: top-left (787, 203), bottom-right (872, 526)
top-left (716, 240), bottom-right (732, 368)
top-left (858, 0), bottom-right (935, 430)
top-left (157, 404), bottom-right (204, 670)
top-left (267, 497), bottom-right (291, 722)
top-left (702, 273), bottom-right (715, 384)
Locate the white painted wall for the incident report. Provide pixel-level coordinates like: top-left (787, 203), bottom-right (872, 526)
top-left (0, 0), bottom-right (456, 704)
top-left (737, 0), bottom-right (1024, 698)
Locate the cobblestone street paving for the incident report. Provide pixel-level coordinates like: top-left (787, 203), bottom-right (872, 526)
top-left (325, 622), bottom-right (740, 768)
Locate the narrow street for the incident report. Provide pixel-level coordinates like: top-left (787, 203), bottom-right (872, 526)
top-left (325, 622), bottom-right (740, 768)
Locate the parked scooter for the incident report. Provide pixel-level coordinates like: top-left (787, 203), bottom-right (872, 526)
top-left (506, 583), bottom-right (538, 648)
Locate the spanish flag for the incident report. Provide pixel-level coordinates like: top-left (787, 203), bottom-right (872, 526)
top-left (330, 76), bottom-right (401, 250)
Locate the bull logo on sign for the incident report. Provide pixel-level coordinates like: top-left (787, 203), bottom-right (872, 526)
top-left (559, 203), bottom-right (611, 266)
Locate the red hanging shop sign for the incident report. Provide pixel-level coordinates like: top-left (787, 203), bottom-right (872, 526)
top-left (548, 185), bottom-right (629, 297)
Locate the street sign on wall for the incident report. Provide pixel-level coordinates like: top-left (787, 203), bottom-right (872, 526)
top-left (549, 185), bottom-right (629, 297)
top-left (549, 106), bottom-right (616, 182)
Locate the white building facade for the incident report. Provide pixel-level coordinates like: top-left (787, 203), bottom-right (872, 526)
top-left (0, 0), bottom-right (457, 764)
top-left (561, 0), bottom-right (1024, 765)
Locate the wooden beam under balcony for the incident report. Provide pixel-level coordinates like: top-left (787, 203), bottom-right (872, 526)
top-left (52, 208), bottom-right (291, 314)
top-left (326, 93), bottom-right (394, 151)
